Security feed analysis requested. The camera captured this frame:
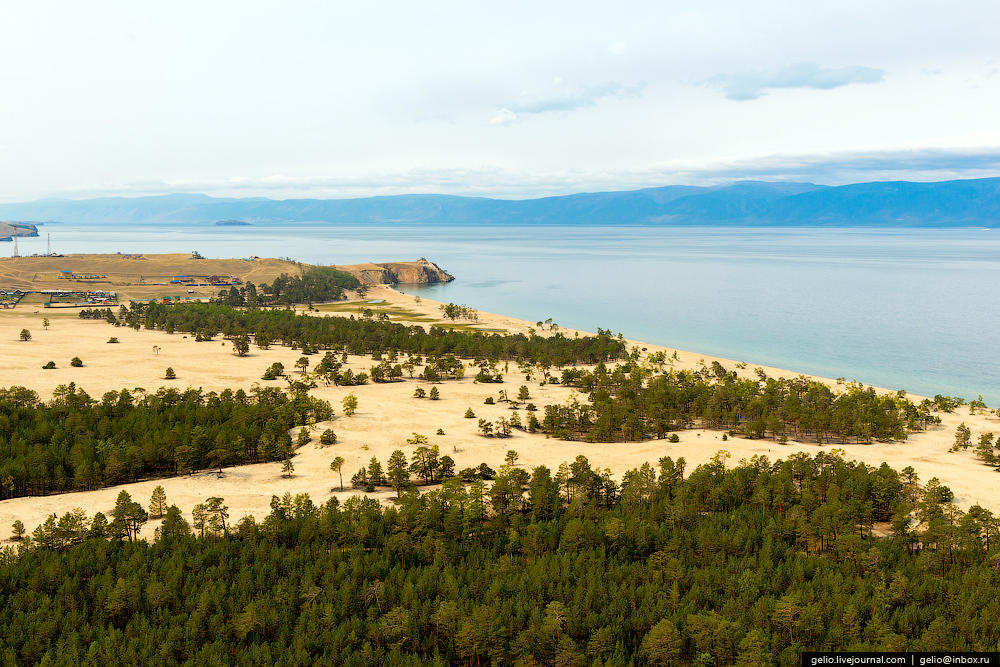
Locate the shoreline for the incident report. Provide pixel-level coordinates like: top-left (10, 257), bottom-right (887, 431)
top-left (1, 286), bottom-right (998, 541)
top-left (375, 284), bottom-right (931, 402)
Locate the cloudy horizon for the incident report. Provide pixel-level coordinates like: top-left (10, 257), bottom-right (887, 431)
top-left (2, 1), bottom-right (999, 202)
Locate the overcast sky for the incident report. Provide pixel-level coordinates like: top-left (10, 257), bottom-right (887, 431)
top-left (2, 0), bottom-right (999, 201)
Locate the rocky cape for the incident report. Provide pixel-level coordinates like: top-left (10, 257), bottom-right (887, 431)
top-left (0, 222), bottom-right (39, 242)
top-left (334, 258), bottom-right (454, 285)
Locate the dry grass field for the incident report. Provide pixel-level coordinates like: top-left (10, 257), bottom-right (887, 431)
top-left (0, 253), bottom-right (300, 300)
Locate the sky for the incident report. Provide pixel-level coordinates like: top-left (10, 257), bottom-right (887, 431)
top-left (1, 0), bottom-right (999, 201)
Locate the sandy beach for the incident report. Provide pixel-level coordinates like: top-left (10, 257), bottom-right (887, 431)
top-left (2, 286), bottom-right (998, 541)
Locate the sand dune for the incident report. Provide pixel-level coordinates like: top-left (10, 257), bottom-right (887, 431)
top-left (1, 287), bottom-right (998, 541)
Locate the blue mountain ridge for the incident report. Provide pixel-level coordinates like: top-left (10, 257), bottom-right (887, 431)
top-left (2, 177), bottom-right (998, 226)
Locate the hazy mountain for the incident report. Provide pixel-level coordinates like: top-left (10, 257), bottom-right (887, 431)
top-left (1, 177), bottom-right (998, 226)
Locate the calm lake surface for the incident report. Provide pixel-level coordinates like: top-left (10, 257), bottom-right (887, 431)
top-left (14, 223), bottom-right (1000, 404)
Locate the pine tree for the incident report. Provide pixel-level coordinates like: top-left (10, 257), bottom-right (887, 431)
top-left (157, 505), bottom-right (190, 541)
top-left (149, 485), bottom-right (167, 519)
top-left (387, 450), bottom-right (410, 497)
top-left (975, 433), bottom-right (996, 464)
top-left (641, 619), bottom-right (682, 665)
top-left (330, 456), bottom-right (345, 491)
top-left (10, 520), bottom-right (25, 541)
top-left (231, 334), bottom-right (250, 356)
top-left (735, 629), bottom-right (771, 667)
top-left (281, 453), bottom-right (295, 478)
top-left (204, 497), bottom-right (229, 536)
top-left (110, 490), bottom-right (146, 542)
top-left (367, 457), bottom-right (384, 486)
top-left (192, 503), bottom-right (208, 538)
top-left (953, 423), bottom-right (972, 451)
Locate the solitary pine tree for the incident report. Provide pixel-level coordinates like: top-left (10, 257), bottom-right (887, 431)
top-left (11, 520), bottom-right (25, 541)
top-left (232, 335), bottom-right (250, 357)
top-left (149, 486), bottom-right (167, 519)
top-left (281, 454), bottom-right (295, 478)
top-left (954, 423), bottom-right (972, 451)
top-left (330, 456), bottom-right (345, 491)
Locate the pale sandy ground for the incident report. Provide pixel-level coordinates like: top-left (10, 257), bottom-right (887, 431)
top-left (1, 288), bottom-right (999, 542)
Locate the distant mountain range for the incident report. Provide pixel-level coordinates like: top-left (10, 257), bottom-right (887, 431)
top-left (2, 177), bottom-right (1000, 226)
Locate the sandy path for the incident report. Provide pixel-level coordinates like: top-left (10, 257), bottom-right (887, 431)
top-left (2, 289), bottom-right (999, 542)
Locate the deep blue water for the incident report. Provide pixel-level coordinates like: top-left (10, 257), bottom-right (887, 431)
top-left (13, 223), bottom-right (1000, 404)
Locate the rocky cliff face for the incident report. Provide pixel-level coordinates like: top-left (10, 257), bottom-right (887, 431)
top-left (335, 258), bottom-right (454, 285)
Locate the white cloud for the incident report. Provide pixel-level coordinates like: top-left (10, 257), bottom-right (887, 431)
top-left (489, 107), bottom-right (518, 125)
top-left (506, 82), bottom-right (645, 115)
top-left (707, 63), bottom-right (885, 100)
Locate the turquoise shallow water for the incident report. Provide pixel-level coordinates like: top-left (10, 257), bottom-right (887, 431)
top-left (12, 223), bottom-right (1000, 404)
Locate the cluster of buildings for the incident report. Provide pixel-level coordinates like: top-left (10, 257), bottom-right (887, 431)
top-left (166, 274), bottom-right (243, 286)
top-left (42, 289), bottom-right (118, 307)
top-left (57, 270), bottom-right (107, 280)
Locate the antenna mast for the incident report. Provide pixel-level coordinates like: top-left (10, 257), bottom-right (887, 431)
top-left (47, 233), bottom-right (51, 256)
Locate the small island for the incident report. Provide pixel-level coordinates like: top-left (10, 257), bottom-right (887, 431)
top-left (214, 219), bottom-right (252, 226)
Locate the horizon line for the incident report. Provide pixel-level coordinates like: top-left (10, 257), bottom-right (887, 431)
top-left (6, 173), bottom-right (1000, 206)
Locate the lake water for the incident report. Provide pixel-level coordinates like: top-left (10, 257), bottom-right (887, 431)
top-left (12, 223), bottom-right (1000, 404)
